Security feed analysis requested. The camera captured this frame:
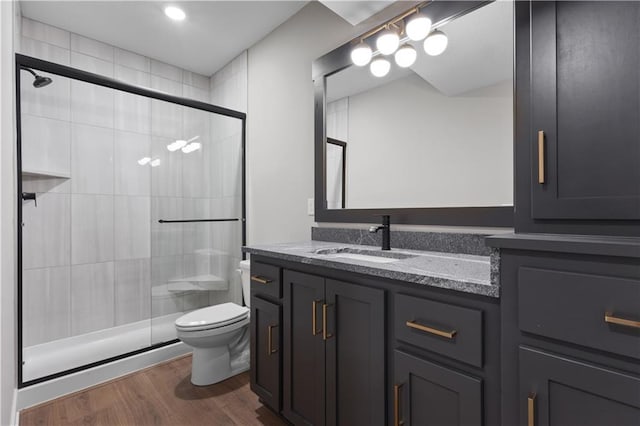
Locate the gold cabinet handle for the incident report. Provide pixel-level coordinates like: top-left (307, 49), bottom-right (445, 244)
top-left (605, 312), bottom-right (640, 329)
top-left (528, 393), bottom-right (536, 426)
top-left (312, 300), bottom-right (322, 336)
top-left (322, 303), bottom-right (333, 340)
top-left (267, 324), bottom-right (278, 355)
top-left (251, 275), bottom-right (272, 285)
top-left (537, 130), bottom-right (545, 184)
top-left (394, 383), bottom-right (404, 426)
top-left (406, 320), bottom-right (457, 339)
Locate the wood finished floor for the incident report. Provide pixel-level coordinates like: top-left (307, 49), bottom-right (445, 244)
top-left (20, 355), bottom-right (287, 426)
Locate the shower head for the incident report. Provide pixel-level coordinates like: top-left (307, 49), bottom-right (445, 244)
top-left (22, 68), bottom-right (53, 88)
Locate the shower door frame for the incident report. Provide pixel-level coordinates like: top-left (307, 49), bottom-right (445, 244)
top-left (15, 53), bottom-right (247, 388)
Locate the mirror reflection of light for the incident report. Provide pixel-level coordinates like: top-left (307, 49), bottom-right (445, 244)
top-left (137, 157), bottom-right (151, 165)
top-left (181, 142), bottom-right (202, 153)
top-left (167, 135), bottom-right (200, 152)
top-left (167, 139), bottom-right (187, 152)
top-left (150, 158), bottom-right (161, 167)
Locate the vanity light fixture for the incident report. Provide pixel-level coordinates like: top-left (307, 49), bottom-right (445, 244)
top-left (423, 30), bottom-right (448, 56)
top-left (394, 44), bottom-right (417, 68)
top-left (348, 2), bottom-right (449, 76)
top-left (164, 6), bottom-right (186, 21)
top-left (370, 57), bottom-right (391, 77)
top-left (137, 157), bottom-right (151, 166)
top-left (150, 158), bottom-right (161, 167)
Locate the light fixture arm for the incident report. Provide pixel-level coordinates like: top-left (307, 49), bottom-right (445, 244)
top-left (351, 1), bottom-right (429, 45)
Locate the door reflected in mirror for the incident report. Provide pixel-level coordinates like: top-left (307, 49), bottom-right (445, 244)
top-left (325, 1), bottom-right (513, 210)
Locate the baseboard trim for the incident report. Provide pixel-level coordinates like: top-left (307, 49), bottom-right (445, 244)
top-left (17, 341), bottom-right (190, 411)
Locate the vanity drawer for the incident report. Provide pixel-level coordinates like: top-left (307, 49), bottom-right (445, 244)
top-left (519, 266), bottom-right (640, 360)
top-left (250, 262), bottom-right (282, 299)
top-left (395, 294), bottom-right (483, 367)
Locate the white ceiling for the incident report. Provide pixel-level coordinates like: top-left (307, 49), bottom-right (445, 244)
top-left (326, 1), bottom-right (513, 101)
top-left (20, 1), bottom-right (309, 76)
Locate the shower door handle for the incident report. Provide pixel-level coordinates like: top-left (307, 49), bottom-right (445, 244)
top-left (22, 192), bottom-right (37, 207)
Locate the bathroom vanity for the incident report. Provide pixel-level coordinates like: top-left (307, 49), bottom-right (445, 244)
top-left (246, 1), bottom-right (640, 425)
top-left (245, 241), bottom-right (501, 426)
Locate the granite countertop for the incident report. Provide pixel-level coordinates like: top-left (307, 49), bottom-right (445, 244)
top-left (243, 241), bottom-right (499, 298)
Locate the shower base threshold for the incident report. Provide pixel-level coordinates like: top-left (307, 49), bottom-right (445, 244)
top-left (23, 313), bottom-right (183, 383)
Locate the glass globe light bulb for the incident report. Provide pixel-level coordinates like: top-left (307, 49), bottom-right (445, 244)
top-left (350, 42), bottom-right (372, 66)
top-left (424, 30), bottom-right (448, 56)
top-left (395, 44), bottom-right (417, 68)
top-left (370, 57), bottom-right (391, 77)
top-left (406, 13), bottom-right (432, 41)
top-left (376, 29), bottom-right (400, 55)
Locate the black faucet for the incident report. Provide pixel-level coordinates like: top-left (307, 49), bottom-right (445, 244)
top-left (369, 215), bottom-right (391, 250)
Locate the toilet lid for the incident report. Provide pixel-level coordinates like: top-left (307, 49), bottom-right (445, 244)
top-left (175, 303), bottom-right (249, 329)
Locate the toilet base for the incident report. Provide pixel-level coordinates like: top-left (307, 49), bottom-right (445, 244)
top-left (190, 346), bottom-right (249, 386)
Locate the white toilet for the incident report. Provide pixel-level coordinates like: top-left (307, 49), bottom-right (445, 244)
top-left (175, 260), bottom-right (252, 386)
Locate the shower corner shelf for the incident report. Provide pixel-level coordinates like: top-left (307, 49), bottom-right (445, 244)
top-left (167, 274), bottom-right (228, 292)
top-left (22, 169), bottom-right (71, 179)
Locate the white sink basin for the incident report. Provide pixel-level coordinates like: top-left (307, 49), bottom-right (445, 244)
top-left (314, 247), bottom-right (416, 264)
top-left (329, 253), bottom-right (401, 264)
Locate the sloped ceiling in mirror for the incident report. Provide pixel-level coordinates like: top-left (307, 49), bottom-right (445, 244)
top-left (409, 1), bottom-right (513, 96)
top-left (319, 1), bottom-right (396, 25)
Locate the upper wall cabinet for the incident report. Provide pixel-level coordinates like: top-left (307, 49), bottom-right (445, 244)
top-left (530, 1), bottom-right (640, 220)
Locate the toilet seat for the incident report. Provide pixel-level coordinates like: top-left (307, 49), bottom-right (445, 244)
top-left (175, 303), bottom-right (249, 332)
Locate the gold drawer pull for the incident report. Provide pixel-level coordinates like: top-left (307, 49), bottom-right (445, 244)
top-left (528, 393), bottom-right (536, 426)
top-left (538, 130), bottom-right (545, 184)
top-left (251, 275), bottom-right (272, 285)
top-left (267, 324), bottom-right (278, 355)
top-left (394, 383), bottom-right (404, 426)
top-left (406, 320), bottom-right (457, 339)
top-left (605, 312), bottom-right (640, 329)
top-left (323, 303), bottom-right (333, 340)
top-left (312, 300), bottom-right (322, 336)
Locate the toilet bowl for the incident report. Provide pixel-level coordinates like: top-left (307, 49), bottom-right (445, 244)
top-left (175, 260), bottom-right (252, 386)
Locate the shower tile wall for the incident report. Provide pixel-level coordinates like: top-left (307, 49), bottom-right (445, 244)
top-left (19, 18), bottom-right (246, 347)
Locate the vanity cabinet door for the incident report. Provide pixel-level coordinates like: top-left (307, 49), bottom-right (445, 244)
top-left (250, 296), bottom-right (281, 412)
top-left (394, 350), bottom-right (482, 426)
top-left (530, 1), bottom-right (640, 220)
top-left (283, 271), bottom-right (326, 426)
top-left (324, 280), bottom-right (385, 426)
top-left (519, 346), bottom-right (640, 426)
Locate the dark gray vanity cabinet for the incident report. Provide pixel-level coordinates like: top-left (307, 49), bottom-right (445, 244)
top-left (250, 296), bottom-right (281, 411)
top-left (282, 270), bottom-right (386, 426)
top-left (529, 1), bottom-right (640, 221)
top-left (281, 271), bottom-right (326, 425)
top-left (392, 292), bottom-right (494, 426)
top-left (394, 350), bottom-right (482, 426)
top-left (250, 261), bottom-right (283, 413)
top-left (519, 347), bottom-right (640, 426)
top-left (491, 240), bottom-right (640, 426)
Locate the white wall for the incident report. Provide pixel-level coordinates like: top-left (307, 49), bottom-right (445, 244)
top-left (332, 75), bottom-right (513, 209)
top-left (246, 1), bottom-right (413, 244)
top-left (0, 1), bottom-right (17, 423)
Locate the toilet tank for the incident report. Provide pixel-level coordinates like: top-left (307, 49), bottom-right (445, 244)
top-left (239, 260), bottom-right (251, 307)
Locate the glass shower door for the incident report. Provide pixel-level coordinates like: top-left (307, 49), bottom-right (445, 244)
top-left (149, 106), bottom-right (244, 345)
top-left (18, 56), bottom-right (245, 385)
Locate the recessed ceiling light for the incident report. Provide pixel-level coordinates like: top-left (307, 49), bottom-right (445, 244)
top-left (164, 6), bottom-right (186, 21)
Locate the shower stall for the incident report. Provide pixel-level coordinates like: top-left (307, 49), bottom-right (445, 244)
top-left (16, 54), bottom-right (246, 386)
